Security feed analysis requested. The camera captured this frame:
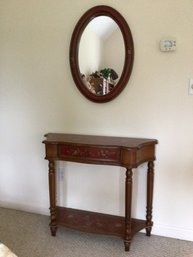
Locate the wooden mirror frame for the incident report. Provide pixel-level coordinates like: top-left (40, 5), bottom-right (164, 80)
top-left (69, 5), bottom-right (134, 103)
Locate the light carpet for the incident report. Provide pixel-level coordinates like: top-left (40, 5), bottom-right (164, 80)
top-left (0, 207), bottom-right (193, 257)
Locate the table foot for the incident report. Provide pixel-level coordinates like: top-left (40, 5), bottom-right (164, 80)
top-left (146, 227), bottom-right (152, 236)
top-left (50, 225), bottom-right (57, 236)
top-left (124, 240), bottom-right (131, 251)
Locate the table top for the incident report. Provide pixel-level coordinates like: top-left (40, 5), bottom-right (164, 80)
top-left (43, 133), bottom-right (158, 149)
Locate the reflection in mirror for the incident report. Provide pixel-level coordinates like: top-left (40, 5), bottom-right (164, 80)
top-left (79, 16), bottom-right (124, 96)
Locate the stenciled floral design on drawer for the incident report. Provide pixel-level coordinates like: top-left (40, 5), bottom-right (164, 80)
top-left (59, 145), bottom-right (120, 160)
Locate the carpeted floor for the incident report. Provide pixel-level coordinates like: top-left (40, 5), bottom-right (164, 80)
top-left (0, 207), bottom-right (193, 257)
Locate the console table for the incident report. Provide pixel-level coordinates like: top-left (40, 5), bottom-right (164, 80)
top-left (43, 133), bottom-right (158, 251)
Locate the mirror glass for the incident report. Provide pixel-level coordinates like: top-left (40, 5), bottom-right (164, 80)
top-left (70, 5), bottom-right (134, 103)
top-left (78, 16), bottom-right (124, 96)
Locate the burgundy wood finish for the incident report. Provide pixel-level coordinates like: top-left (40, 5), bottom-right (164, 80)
top-left (56, 207), bottom-right (146, 237)
top-left (58, 145), bottom-right (120, 163)
top-left (69, 5), bottom-right (134, 103)
top-left (48, 160), bottom-right (57, 236)
top-left (124, 168), bottom-right (133, 251)
top-left (146, 161), bottom-right (154, 236)
top-left (43, 133), bottom-right (158, 251)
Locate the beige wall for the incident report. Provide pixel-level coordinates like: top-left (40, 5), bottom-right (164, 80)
top-left (0, 0), bottom-right (193, 241)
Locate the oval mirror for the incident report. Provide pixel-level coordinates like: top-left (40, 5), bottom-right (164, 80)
top-left (69, 5), bottom-right (134, 103)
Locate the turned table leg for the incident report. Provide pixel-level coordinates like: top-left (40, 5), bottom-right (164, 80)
top-left (48, 160), bottom-right (57, 236)
top-left (124, 168), bottom-right (133, 251)
top-left (146, 161), bottom-right (154, 236)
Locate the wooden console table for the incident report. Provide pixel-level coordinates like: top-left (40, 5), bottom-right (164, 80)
top-left (43, 133), bottom-right (158, 251)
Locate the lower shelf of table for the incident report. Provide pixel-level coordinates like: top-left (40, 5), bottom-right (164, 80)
top-left (55, 206), bottom-right (147, 238)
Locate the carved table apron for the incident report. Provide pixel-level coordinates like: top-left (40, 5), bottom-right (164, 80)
top-left (43, 133), bottom-right (158, 251)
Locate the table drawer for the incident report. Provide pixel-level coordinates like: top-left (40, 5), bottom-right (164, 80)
top-left (58, 145), bottom-right (120, 163)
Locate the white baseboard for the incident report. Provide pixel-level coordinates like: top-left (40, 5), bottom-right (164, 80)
top-left (0, 201), bottom-right (49, 216)
top-left (152, 223), bottom-right (193, 242)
